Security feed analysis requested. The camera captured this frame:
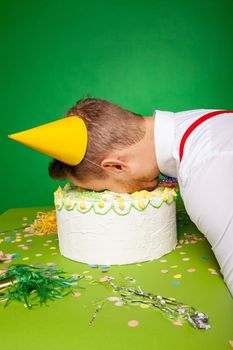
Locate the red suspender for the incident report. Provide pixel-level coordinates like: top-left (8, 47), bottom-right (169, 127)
top-left (179, 110), bottom-right (233, 162)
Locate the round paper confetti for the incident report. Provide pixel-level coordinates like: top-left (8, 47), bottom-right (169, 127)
top-left (140, 303), bottom-right (150, 309)
top-left (228, 340), bottom-right (233, 348)
top-left (35, 253), bottom-right (42, 257)
top-left (99, 276), bottom-right (114, 282)
top-left (115, 301), bottom-right (124, 307)
top-left (172, 281), bottom-right (181, 286)
top-left (85, 275), bottom-right (93, 280)
top-left (179, 252), bottom-right (186, 255)
top-left (187, 268), bottom-right (196, 273)
top-left (22, 257), bottom-right (29, 261)
top-left (160, 269), bottom-right (169, 274)
top-left (100, 276), bottom-right (109, 282)
top-left (173, 274), bottom-right (182, 279)
top-left (128, 320), bottom-right (139, 327)
top-left (160, 259), bottom-right (167, 263)
top-left (182, 258), bottom-right (190, 261)
top-left (174, 319), bottom-right (183, 326)
top-left (46, 262), bottom-right (57, 266)
top-left (107, 296), bottom-right (119, 302)
top-left (201, 256), bottom-right (209, 260)
top-left (73, 292), bottom-right (81, 297)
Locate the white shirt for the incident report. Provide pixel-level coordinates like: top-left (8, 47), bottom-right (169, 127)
top-left (154, 109), bottom-right (233, 297)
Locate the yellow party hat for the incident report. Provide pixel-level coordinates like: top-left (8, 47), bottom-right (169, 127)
top-left (8, 116), bottom-right (88, 166)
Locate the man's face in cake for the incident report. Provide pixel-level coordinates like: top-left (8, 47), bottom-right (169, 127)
top-left (67, 144), bottom-right (160, 194)
top-left (69, 173), bottom-right (159, 194)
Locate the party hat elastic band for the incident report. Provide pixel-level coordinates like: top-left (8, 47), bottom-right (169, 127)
top-left (8, 116), bottom-right (88, 166)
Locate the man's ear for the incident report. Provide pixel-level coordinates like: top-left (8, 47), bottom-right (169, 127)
top-left (101, 158), bottom-right (127, 173)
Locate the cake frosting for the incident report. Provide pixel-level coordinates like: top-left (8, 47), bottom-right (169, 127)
top-left (54, 183), bottom-right (177, 265)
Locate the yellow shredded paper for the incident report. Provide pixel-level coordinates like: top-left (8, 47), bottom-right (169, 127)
top-left (29, 210), bottom-right (57, 235)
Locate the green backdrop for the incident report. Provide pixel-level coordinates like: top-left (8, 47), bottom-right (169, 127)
top-left (1, 0), bottom-right (233, 213)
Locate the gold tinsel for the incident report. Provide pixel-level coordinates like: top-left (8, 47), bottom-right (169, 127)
top-left (27, 210), bottom-right (57, 235)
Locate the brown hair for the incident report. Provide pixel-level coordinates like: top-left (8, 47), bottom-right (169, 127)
top-left (48, 97), bottom-right (145, 181)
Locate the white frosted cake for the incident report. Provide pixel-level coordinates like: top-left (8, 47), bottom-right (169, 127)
top-left (54, 183), bottom-right (177, 265)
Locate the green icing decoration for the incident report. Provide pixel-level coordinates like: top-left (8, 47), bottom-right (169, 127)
top-left (54, 184), bottom-right (177, 215)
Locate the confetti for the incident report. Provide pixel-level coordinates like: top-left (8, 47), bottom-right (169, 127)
top-left (22, 257), bottom-right (29, 261)
top-left (85, 275), bottom-right (93, 280)
top-left (88, 264), bottom-right (98, 268)
top-left (115, 301), bottom-right (124, 307)
top-left (140, 303), bottom-right (150, 309)
top-left (182, 258), bottom-right (190, 261)
top-left (160, 259), bottom-right (167, 263)
top-left (229, 340), bottom-right (233, 348)
top-left (73, 292), bottom-right (81, 297)
top-left (187, 268), bottom-right (196, 273)
top-left (46, 262), bottom-right (58, 267)
top-left (174, 319), bottom-right (183, 327)
top-left (12, 253), bottom-right (21, 259)
top-left (173, 274), bottom-right (182, 279)
top-left (99, 276), bottom-right (114, 282)
top-left (172, 281), bottom-right (181, 286)
top-left (107, 296), bottom-right (119, 302)
top-left (128, 320), bottom-right (139, 327)
top-left (160, 270), bottom-right (169, 274)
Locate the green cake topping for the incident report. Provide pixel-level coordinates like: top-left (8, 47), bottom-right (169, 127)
top-left (54, 183), bottom-right (177, 215)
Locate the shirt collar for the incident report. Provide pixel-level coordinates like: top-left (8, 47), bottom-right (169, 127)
top-left (153, 109), bottom-right (177, 177)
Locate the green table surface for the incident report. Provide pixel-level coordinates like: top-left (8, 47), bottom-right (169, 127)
top-left (0, 204), bottom-right (233, 350)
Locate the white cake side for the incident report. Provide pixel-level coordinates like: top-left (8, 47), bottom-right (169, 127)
top-left (55, 185), bottom-right (177, 265)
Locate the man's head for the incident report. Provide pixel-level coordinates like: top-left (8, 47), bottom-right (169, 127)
top-left (48, 97), bottom-right (159, 193)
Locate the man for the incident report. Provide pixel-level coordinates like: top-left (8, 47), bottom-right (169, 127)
top-left (10, 98), bottom-right (233, 296)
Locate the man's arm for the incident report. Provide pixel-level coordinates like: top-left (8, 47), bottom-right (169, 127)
top-left (181, 155), bottom-right (233, 297)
